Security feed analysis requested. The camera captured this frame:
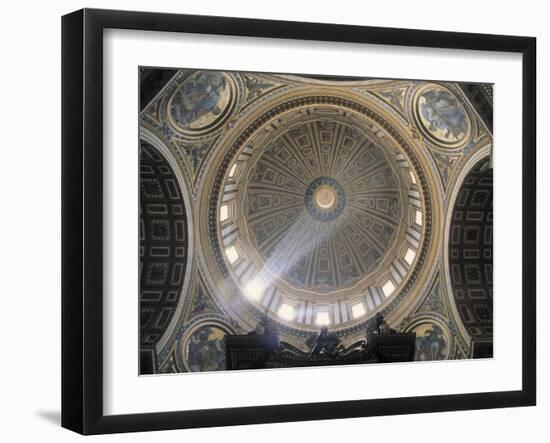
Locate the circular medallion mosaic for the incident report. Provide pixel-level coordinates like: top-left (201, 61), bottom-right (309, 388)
top-left (413, 84), bottom-right (471, 148)
top-left (167, 71), bottom-right (236, 135)
top-left (182, 322), bottom-right (231, 372)
top-left (409, 322), bottom-right (450, 361)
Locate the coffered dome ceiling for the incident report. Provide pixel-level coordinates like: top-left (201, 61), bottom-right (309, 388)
top-left (241, 114), bottom-right (403, 294)
top-left (196, 90), bottom-right (436, 334)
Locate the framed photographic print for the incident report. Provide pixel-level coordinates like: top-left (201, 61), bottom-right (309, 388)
top-left (61, 8), bottom-right (536, 435)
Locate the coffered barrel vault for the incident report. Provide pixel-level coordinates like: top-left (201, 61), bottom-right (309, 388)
top-left (449, 159), bottom-right (493, 356)
top-left (139, 140), bottom-right (189, 373)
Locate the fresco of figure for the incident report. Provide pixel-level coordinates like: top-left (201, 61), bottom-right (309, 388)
top-left (414, 324), bottom-right (447, 361)
top-left (171, 72), bottom-right (228, 130)
top-left (419, 88), bottom-right (468, 143)
top-left (186, 325), bottom-right (227, 372)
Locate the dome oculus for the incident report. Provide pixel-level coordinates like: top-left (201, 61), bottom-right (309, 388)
top-left (304, 176), bottom-right (345, 222)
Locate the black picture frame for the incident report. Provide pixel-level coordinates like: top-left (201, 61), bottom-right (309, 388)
top-left (61, 8), bottom-right (536, 435)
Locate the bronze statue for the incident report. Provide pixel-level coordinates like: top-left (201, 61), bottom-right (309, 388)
top-left (307, 326), bottom-right (342, 357)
